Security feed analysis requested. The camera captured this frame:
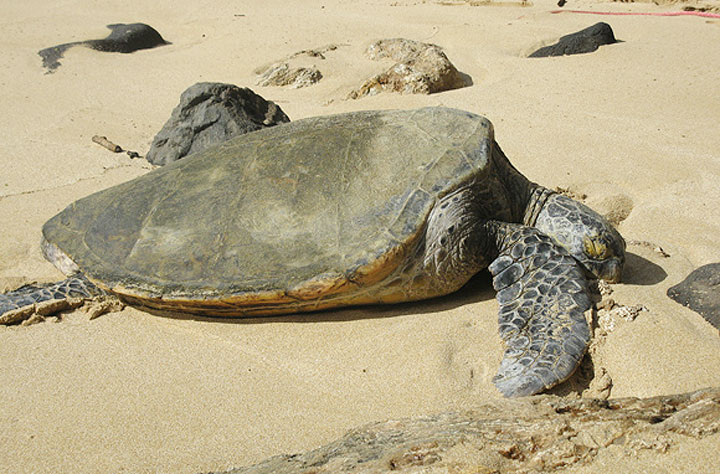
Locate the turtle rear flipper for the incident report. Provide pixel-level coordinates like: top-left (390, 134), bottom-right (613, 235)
top-left (488, 223), bottom-right (592, 397)
top-left (0, 275), bottom-right (103, 324)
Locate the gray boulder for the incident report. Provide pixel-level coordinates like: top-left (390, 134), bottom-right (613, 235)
top-left (146, 83), bottom-right (290, 166)
top-left (256, 63), bottom-right (323, 89)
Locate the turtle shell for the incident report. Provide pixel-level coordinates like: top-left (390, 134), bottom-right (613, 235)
top-left (42, 107), bottom-right (494, 315)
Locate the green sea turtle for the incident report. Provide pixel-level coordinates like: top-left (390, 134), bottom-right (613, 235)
top-left (0, 107), bottom-right (625, 397)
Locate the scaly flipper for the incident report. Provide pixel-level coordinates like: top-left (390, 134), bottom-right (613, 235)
top-left (0, 274), bottom-right (104, 324)
top-left (488, 223), bottom-right (592, 397)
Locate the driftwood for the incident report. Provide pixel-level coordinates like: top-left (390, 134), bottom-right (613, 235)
top-left (92, 135), bottom-right (122, 153)
top-left (215, 387), bottom-right (720, 473)
top-left (92, 135), bottom-right (142, 159)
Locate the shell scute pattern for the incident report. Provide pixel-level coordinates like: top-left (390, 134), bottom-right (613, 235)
top-left (42, 107), bottom-right (493, 309)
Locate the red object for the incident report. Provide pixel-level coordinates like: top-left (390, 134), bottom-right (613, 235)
top-left (551, 9), bottom-right (720, 19)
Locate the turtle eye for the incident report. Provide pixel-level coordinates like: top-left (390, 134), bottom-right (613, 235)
top-left (583, 236), bottom-right (610, 260)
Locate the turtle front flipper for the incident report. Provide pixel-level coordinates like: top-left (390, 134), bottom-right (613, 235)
top-left (488, 222), bottom-right (592, 397)
top-left (0, 274), bottom-right (104, 324)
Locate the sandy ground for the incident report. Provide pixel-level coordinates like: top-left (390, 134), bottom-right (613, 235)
top-left (1, 0), bottom-right (719, 472)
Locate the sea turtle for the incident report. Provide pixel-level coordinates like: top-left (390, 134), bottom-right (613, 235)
top-left (0, 107), bottom-right (625, 397)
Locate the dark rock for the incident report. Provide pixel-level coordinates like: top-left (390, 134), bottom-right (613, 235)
top-left (529, 22), bottom-right (617, 58)
top-left (668, 263), bottom-right (720, 330)
top-left (145, 83), bottom-right (290, 166)
top-left (85, 23), bottom-right (168, 53)
top-left (39, 23), bottom-right (169, 73)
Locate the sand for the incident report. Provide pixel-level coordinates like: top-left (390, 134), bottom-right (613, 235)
top-left (1, 0), bottom-right (719, 472)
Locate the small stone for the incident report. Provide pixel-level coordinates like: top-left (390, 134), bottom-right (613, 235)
top-left (596, 280), bottom-right (613, 297)
top-left (254, 44), bottom-right (339, 89)
top-left (597, 311), bottom-right (616, 334)
top-left (256, 63), bottom-right (323, 88)
top-left (611, 304), bottom-right (647, 321)
top-left (597, 301), bottom-right (645, 334)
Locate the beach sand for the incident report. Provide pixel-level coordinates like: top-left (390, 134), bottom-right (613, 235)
top-left (1, 0), bottom-right (719, 472)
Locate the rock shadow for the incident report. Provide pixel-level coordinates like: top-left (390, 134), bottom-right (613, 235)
top-left (622, 251), bottom-right (667, 286)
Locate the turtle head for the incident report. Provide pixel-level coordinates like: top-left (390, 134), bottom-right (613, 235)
top-left (533, 193), bottom-right (625, 283)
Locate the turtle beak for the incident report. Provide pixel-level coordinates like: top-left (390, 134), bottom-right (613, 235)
top-left (584, 257), bottom-right (623, 283)
top-left (599, 258), bottom-right (623, 283)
